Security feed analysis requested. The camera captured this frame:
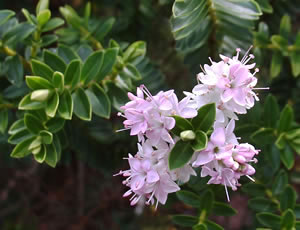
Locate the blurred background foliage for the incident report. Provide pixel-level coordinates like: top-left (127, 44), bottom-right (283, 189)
top-left (0, 0), bottom-right (299, 229)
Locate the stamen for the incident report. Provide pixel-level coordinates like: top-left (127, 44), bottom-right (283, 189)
top-left (155, 199), bottom-right (159, 210)
top-left (253, 87), bottom-right (270, 90)
top-left (253, 68), bottom-right (259, 76)
top-left (246, 175), bottom-right (255, 182)
top-left (241, 45), bottom-right (253, 63)
top-left (208, 57), bottom-right (213, 64)
top-left (200, 65), bottom-right (206, 74)
top-left (140, 84), bottom-right (153, 101)
top-left (117, 112), bottom-right (126, 118)
top-left (235, 48), bottom-right (241, 60)
top-left (224, 185), bottom-right (230, 202)
top-left (116, 127), bottom-right (131, 133)
top-left (243, 54), bottom-right (255, 65)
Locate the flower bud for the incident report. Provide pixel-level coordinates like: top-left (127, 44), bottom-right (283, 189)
top-left (31, 89), bottom-right (52, 102)
top-left (180, 130), bottom-right (196, 141)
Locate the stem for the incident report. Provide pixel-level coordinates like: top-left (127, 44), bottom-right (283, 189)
top-left (198, 209), bottom-right (207, 225)
top-left (79, 27), bottom-right (103, 50)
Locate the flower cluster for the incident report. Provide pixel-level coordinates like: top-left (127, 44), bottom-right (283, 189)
top-left (116, 86), bottom-right (197, 207)
top-left (117, 47), bottom-right (262, 207)
top-left (187, 47), bottom-right (262, 201)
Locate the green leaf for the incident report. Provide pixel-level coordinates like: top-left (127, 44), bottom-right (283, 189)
top-left (57, 44), bottom-right (79, 64)
top-left (52, 71), bottom-right (64, 92)
top-left (43, 50), bottom-right (66, 73)
top-left (59, 5), bottom-right (82, 29)
top-left (280, 185), bottom-right (297, 211)
top-left (26, 76), bottom-right (53, 90)
top-left (45, 117), bottom-right (65, 133)
top-left (72, 87), bottom-right (92, 121)
top-left (8, 129), bottom-right (34, 144)
top-left (278, 104), bottom-right (294, 134)
top-left (21, 8), bottom-right (36, 25)
top-left (64, 59), bottom-right (81, 90)
top-left (242, 183), bottom-right (265, 196)
top-left (81, 51), bottom-right (104, 84)
top-left (3, 22), bottom-right (36, 45)
top-left (37, 9), bottom-right (51, 27)
top-left (271, 35), bottom-right (289, 54)
top-left (172, 215), bottom-right (198, 227)
top-left (85, 83), bottom-right (111, 119)
top-left (31, 59), bottom-right (54, 81)
top-left (24, 113), bottom-right (44, 134)
top-left (169, 140), bottom-right (194, 170)
top-left (171, 115), bottom-right (193, 136)
top-left (97, 48), bottom-right (118, 81)
top-left (212, 202), bottom-right (237, 216)
top-left (93, 17), bottom-right (115, 41)
top-left (106, 83), bottom-right (128, 111)
top-left (0, 10), bottom-right (15, 25)
top-left (8, 119), bottom-right (25, 135)
top-left (264, 94), bottom-right (279, 128)
top-left (46, 91), bottom-right (59, 117)
top-left (191, 130), bottom-right (207, 151)
top-left (58, 90), bottom-right (73, 120)
top-left (295, 205), bottom-right (300, 219)
top-left (275, 133), bottom-right (286, 150)
top-left (290, 33), bottom-right (300, 77)
top-left (41, 34), bottom-right (58, 47)
top-left (272, 169), bottom-right (288, 195)
top-left (255, 0), bottom-right (273, 13)
top-left (123, 41), bottom-right (146, 62)
top-left (280, 145), bottom-right (295, 170)
top-left (36, 0), bottom-right (49, 15)
top-left (45, 142), bottom-right (58, 167)
top-left (19, 94), bottom-right (46, 110)
top-left (200, 190), bottom-right (214, 214)
top-left (10, 137), bottom-right (36, 158)
top-left (251, 128), bottom-right (275, 145)
top-left (176, 190), bottom-right (202, 208)
top-left (192, 103), bottom-right (216, 132)
top-left (53, 134), bottom-right (62, 161)
top-left (0, 109), bottom-right (8, 134)
top-left (39, 130), bottom-right (53, 144)
top-left (42, 17), bottom-right (64, 32)
top-left (249, 197), bottom-right (277, 212)
top-left (119, 64), bottom-right (142, 81)
top-left (34, 145), bottom-right (46, 163)
top-left (270, 51), bottom-right (283, 78)
top-left (193, 224), bottom-right (207, 230)
top-left (280, 209), bottom-right (295, 230)
top-left (4, 55), bottom-right (23, 87)
top-left (256, 212), bottom-right (281, 229)
top-left (204, 220), bottom-right (224, 230)
top-left (279, 15), bottom-right (291, 40)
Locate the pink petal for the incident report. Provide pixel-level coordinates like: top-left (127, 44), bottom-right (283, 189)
top-left (211, 128), bottom-right (226, 146)
top-left (147, 170), bottom-right (159, 183)
top-left (194, 151), bottom-right (214, 166)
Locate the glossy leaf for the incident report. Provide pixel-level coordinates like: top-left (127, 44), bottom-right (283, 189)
top-left (0, 109), bottom-right (8, 134)
top-left (42, 17), bottom-right (64, 32)
top-left (280, 209), bottom-right (295, 230)
top-left (169, 140), bottom-right (194, 170)
top-left (43, 50), bottom-right (66, 73)
top-left (8, 119), bottom-right (25, 135)
top-left (212, 202), bottom-right (237, 216)
top-left (57, 44), bottom-right (79, 64)
top-left (45, 117), bottom-right (65, 133)
top-left (46, 91), bottom-right (59, 117)
top-left (249, 197), bottom-right (277, 212)
top-left (24, 113), bottom-right (44, 134)
top-left (280, 185), bottom-right (297, 211)
top-left (172, 215), bottom-right (198, 227)
top-left (81, 51), bottom-right (104, 84)
top-left (0, 10), bottom-right (15, 26)
top-left (280, 145), bottom-right (295, 170)
top-left (5, 55), bottom-right (23, 87)
top-left (272, 169), bottom-right (288, 195)
top-left (191, 131), bottom-right (207, 151)
top-left (270, 51), bottom-right (283, 78)
top-left (52, 71), bottom-right (64, 92)
top-left (264, 94), bottom-right (279, 128)
top-left (64, 59), bottom-right (81, 90)
top-left (10, 137), bottom-right (36, 158)
top-left (172, 115), bottom-right (193, 136)
top-left (72, 87), bottom-right (92, 121)
top-left (26, 76), bottom-right (53, 90)
top-left (37, 9), bottom-right (51, 27)
top-left (97, 48), bottom-right (118, 81)
top-left (278, 104), bottom-right (294, 134)
top-left (85, 83), bottom-right (111, 119)
top-left (192, 103), bottom-right (216, 132)
top-left (45, 142), bottom-right (58, 167)
top-left (31, 59), bottom-right (54, 81)
top-left (19, 94), bottom-right (46, 110)
top-left (34, 145), bottom-right (46, 163)
top-left (123, 41), bottom-right (146, 62)
top-left (256, 213), bottom-right (281, 228)
top-left (39, 130), bottom-right (53, 144)
top-left (176, 190), bottom-right (201, 208)
top-left (58, 90), bottom-right (73, 120)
